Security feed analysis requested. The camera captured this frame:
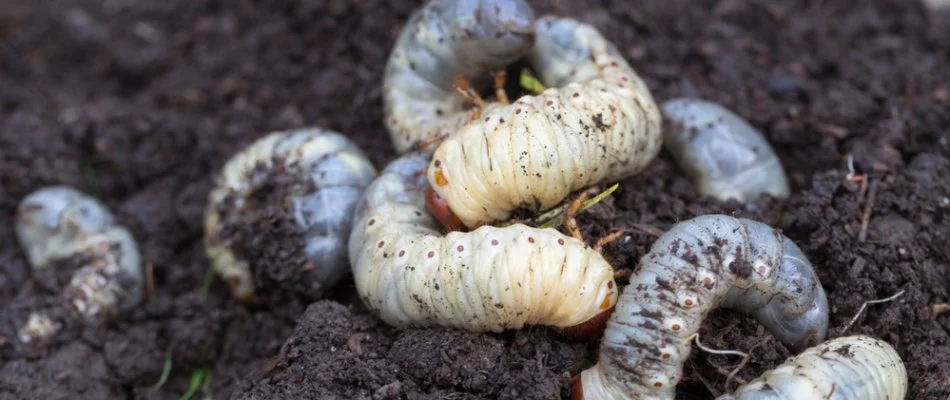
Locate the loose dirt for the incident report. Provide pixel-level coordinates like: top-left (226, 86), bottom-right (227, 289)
top-left (1, 0), bottom-right (948, 399)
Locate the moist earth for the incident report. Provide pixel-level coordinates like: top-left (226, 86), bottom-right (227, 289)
top-left (1, 0), bottom-right (949, 399)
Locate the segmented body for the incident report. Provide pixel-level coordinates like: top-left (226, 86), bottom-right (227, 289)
top-left (718, 335), bottom-right (907, 400)
top-left (427, 16), bottom-right (663, 228)
top-left (204, 128), bottom-right (376, 303)
top-left (661, 98), bottom-right (790, 202)
top-left (14, 186), bottom-right (143, 340)
top-left (575, 215), bottom-right (828, 399)
top-left (383, 0), bottom-right (536, 153)
top-left (348, 153), bottom-right (617, 332)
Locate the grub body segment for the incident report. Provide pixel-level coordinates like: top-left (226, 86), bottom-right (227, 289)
top-left (717, 335), bottom-right (907, 400)
top-left (14, 186), bottom-right (143, 341)
top-left (428, 16), bottom-right (663, 228)
top-left (349, 153), bottom-right (617, 332)
top-left (383, 0), bottom-right (536, 153)
top-left (661, 98), bottom-right (790, 202)
top-left (576, 215), bottom-right (828, 399)
top-left (204, 128), bottom-right (376, 303)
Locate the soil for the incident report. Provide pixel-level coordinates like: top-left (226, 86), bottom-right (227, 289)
top-left (1, 0), bottom-right (949, 399)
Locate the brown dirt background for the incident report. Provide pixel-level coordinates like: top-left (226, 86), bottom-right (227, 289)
top-left (1, 0), bottom-right (949, 399)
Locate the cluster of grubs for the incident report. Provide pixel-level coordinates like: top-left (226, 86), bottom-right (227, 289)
top-left (9, 0), bottom-right (907, 399)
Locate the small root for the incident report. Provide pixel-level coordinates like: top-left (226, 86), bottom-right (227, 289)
top-left (683, 332), bottom-right (749, 387)
top-left (857, 178), bottom-right (878, 243)
top-left (689, 358), bottom-right (722, 397)
top-left (684, 332), bottom-right (761, 391)
top-left (714, 320), bottom-right (742, 343)
top-left (934, 303), bottom-right (950, 315)
top-left (842, 289), bottom-right (906, 333)
top-left (724, 335), bottom-right (771, 390)
top-left (683, 332), bottom-right (748, 358)
top-left (711, 363), bottom-right (748, 387)
top-left (846, 154), bottom-right (869, 202)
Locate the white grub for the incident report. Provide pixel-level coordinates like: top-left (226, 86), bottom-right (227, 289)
top-left (576, 215), bottom-right (828, 399)
top-left (661, 98), bottom-right (790, 203)
top-left (428, 16), bottom-right (663, 228)
top-left (14, 186), bottom-right (143, 325)
top-left (383, 0), bottom-right (536, 153)
top-left (348, 153), bottom-right (617, 332)
top-left (717, 335), bottom-right (907, 400)
top-left (204, 128), bottom-right (377, 304)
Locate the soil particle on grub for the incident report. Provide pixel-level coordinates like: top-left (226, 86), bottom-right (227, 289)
top-left (207, 162), bottom-right (339, 305)
top-left (1, 0), bottom-right (949, 399)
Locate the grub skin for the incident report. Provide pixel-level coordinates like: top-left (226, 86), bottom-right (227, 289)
top-left (382, 0), bottom-right (536, 154)
top-left (204, 128), bottom-right (377, 304)
top-left (575, 215), bottom-right (828, 399)
top-left (14, 186), bottom-right (143, 341)
top-left (661, 98), bottom-right (791, 203)
top-left (718, 335), bottom-right (907, 400)
top-left (348, 153), bottom-right (617, 333)
top-left (427, 16), bottom-right (663, 229)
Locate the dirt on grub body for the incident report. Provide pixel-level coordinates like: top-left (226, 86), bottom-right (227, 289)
top-left (1, 0), bottom-right (949, 399)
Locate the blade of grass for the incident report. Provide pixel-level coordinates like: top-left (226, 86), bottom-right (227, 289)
top-left (181, 366), bottom-right (211, 400)
top-left (147, 352), bottom-right (174, 394)
top-left (538, 183), bottom-right (619, 229)
top-left (200, 369), bottom-right (214, 400)
top-left (519, 68), bottom-right (546, 94)
top-left (199, 267), bottom-right (215, 296)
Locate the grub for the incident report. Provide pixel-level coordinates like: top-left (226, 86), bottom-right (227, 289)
top-left (0, 0), bottom-right (948, 399)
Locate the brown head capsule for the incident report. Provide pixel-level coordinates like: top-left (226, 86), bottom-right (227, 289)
top-left (424, 187), bottom-right (468, 232)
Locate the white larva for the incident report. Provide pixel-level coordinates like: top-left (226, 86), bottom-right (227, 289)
top-left (383, 0), bottom-right (536, 154)
top-left (661, 98), bottom-right (791, 203)
top-left (348, 153), bottom-right (618, 333)
top-left (427, 16), bottom-right (663, 229)
top-left (717, 335), bottom-right (907, 400)
top-left (14, 186), bottom-right (143, 340)
top-left (574, 215), bottom-right (829, 400)
top-left (204, 128), bottom-right (377, 304)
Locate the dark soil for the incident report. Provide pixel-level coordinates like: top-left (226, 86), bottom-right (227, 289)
top-left (209, 157), bottom-right (339, 306)
top-left (1, 0), bottom-right (948, 399)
